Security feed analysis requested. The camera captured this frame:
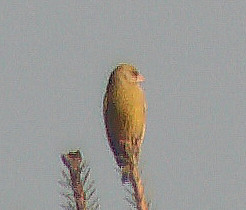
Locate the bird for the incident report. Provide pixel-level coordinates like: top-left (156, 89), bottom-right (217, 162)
top-left (103, 63), bottom-right (146, 184)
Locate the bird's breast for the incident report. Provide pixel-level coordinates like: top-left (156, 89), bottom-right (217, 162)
top-left (108, 84), bottom-right (146, 140)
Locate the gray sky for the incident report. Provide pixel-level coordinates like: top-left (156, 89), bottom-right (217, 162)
top-left (1, 1), bottom-right (246, 209)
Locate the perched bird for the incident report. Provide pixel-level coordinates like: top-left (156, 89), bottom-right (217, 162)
top-left (103, 63), bottom-right (146, 184)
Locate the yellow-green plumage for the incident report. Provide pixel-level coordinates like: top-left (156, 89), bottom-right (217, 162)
top-left (103, 64), bottom-right (146, 183)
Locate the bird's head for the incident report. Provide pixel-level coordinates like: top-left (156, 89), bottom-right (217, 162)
top-left (110, 63), bottom-right (145, 85)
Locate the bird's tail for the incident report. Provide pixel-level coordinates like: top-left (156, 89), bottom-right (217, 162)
top-left (116, 140), bottom-right (141, 184)
top-left (121, 165), bottom-right (131, 184)
top-left (120, 153), bottom-right (138, 184)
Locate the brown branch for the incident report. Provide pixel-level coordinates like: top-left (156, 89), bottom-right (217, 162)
top-left (61, 150), bottom-right (87, 210)
top-left (129, 156), bottom-right (148, 210)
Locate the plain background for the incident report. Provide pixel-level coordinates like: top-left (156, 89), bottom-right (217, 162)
top-left (1, 1), bottom-right (246, 209)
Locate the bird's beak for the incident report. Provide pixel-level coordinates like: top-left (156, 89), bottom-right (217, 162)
top-left (136, 73), bottom-right (145, 82)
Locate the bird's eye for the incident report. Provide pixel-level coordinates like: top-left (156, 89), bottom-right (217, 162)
top-left (132, 70), bottom-right (139, 76)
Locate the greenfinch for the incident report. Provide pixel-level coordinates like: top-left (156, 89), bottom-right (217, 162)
top-left (103, 63), bottom-right (146, 183)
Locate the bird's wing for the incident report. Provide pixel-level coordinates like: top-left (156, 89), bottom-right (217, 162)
top-left (103, 90), bottom-right (108, 119)
top-left (140, 96), bottom-right (147, 141)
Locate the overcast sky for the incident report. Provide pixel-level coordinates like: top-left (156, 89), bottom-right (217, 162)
top-left (1, 1), bottom-right (246, 210)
